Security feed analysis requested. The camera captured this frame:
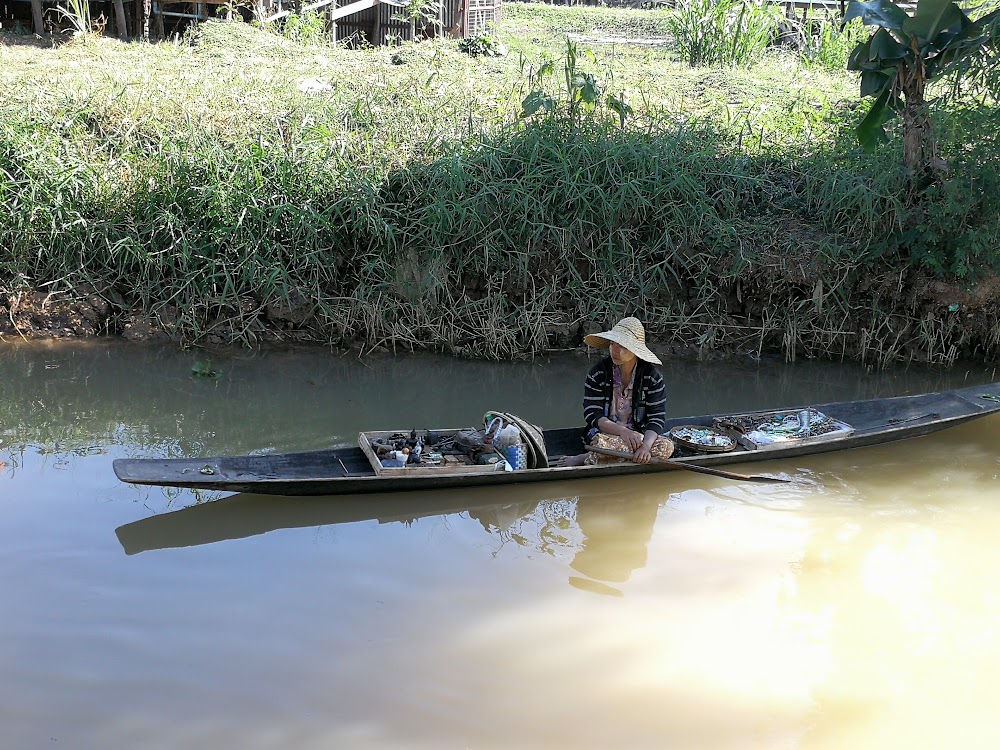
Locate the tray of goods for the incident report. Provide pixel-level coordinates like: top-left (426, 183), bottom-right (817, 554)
top-left (713, 408), bottom-right (853, 446)
top-left (668, 425), bottom-right (737, 453)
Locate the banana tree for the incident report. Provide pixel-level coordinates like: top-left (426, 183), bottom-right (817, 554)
top-left (845, 0), bottom-right (999, 180)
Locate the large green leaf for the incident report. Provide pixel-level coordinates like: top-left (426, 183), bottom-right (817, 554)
top-left (847, 35), bottom-right (875, 70)
top-left (860, 69), bottom-right (894, 97)
top-left (869, 27), bottom-right (910, 62)
top-left (903, 0), bottom-right (965, 41)
top-left (845, 0), bottom-right (910, 31)
top-left (946, 7), bottom-right (999, 44)
top-left (848, 28), bottom-right (909, 71)
top-left (856, 87), bottom-right (894, 151)
top-left (924, 8), bottom-right (1000, 75)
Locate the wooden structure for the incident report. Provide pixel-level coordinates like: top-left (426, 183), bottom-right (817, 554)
top-left (113, 380), bottom-right (1000, 497)
top-left (4, 0), bottom-right (134, 38)
top-left (2, 0), bottom-right (500, 42)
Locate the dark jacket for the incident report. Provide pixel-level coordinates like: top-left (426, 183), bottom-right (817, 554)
top-left (583, 357), bottom-right (667, 435)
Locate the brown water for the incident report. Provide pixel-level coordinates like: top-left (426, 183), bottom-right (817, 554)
top-left (2, 341), bottom-right (999, 749)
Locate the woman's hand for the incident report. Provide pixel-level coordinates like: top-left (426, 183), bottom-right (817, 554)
top-left (632, 431), bottom-right (659, 464)
top-left (618, 427), bottom-right (645, 452)
top-left (596, 419), bottom-right (645, 453)
top-left (632, 445), bottom-right (652, 463)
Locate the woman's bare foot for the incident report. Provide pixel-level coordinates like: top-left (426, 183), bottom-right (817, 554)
top-left (553, 453), bottom-right (588, 467)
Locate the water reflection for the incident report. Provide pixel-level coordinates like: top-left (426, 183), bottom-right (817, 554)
top-left (567, 488), bottom-right (660, 596)
top-left (2, 340), bottom-right (996, 462)
top-left (117, 478), bottom-right (671, 595)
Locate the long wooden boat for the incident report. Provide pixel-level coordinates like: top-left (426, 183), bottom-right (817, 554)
top-left (113, 381), bottom-right (1000, 497)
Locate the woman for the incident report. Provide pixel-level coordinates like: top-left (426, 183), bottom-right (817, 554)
top-left (557, 317), bottom-right (671, 466)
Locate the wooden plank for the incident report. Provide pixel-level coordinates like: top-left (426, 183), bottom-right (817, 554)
top-left (328, 0), bottom-right (376, 22)
top-left (357, 430), bottom-right (385, 475)
top-left (264, 0), bottom-right (375, 23)
top-left (359, 429), bottom-right (504, 477)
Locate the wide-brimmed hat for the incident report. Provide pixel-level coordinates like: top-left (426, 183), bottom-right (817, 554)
top-left (583, 317), bottom-right (661, 365)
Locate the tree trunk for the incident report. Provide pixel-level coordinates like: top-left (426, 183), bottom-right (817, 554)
top-left (898, 59), bottom-right (946, 182)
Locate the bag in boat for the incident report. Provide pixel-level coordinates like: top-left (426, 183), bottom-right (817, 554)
top-left (453, 428), bottom-right (487, 457)
top-left (483, 411), bottom-right (548, 469)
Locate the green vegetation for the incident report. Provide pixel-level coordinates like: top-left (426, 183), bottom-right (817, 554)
top-left (846, 0), bottom-right (1000, 179)
top-left (0, 4), bottom-right (998, 366)
top-left (191, 360), bottom-right (223, 378)
top-left (666, 0), bottom-right (783, 67)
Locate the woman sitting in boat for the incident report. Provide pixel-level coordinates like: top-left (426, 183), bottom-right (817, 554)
top-left (556, 317), bottom-right (673, 467)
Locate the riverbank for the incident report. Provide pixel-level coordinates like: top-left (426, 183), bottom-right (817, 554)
top-left (5, 268), bottom-right (997, 366)
top-left (1, 8), bottom-right (998, 366)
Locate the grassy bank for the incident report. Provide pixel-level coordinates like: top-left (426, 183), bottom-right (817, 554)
top-left (1, 8), bottom-right (998, 365)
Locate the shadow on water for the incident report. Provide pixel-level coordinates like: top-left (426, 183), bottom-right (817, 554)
top-left (115, 476), bottom-right (675, 592)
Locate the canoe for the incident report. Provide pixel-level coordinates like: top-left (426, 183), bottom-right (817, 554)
top-left (112, 381), bottom-right (1000, 497)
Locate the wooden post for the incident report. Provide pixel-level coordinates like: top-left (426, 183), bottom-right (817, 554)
top-left (114, 0), bottom-right (129, 38)
top-left (372, 0), bottom-right (380, 45)
top-left (30, 0), bottom-right (44, 35)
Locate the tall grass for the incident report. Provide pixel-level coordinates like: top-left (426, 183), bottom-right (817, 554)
top-left (797, 15), bottom-right (868, 72)
top-left (666, 0), bottom-right (783, 67)
top-left (0, 19), bottom-right (998, 365)
top-left (56, 0), bottom-right (93, 36)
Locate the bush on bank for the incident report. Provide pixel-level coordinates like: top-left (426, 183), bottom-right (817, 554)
top-left (0, 17), bottom-right (998, 366)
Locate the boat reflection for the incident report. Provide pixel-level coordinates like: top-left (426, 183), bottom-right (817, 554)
top-left (116, 475), bottom-right (688, 593)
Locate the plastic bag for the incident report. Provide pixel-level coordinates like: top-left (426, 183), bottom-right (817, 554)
top-left (493, 424), bottom-right (522, 450)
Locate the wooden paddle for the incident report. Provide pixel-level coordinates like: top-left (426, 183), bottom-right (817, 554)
top-left (585, 445), bottom-right (790, 484)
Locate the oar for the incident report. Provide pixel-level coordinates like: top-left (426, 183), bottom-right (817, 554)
top-left (585, 446), bottom-right (790, 484)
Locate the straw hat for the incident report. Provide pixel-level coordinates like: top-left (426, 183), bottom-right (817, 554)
top-left (583, 317), bottom-right (661, 365)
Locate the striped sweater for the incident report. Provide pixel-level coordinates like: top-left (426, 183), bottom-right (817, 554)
top-left (583, 357), bottom-right (667, 435)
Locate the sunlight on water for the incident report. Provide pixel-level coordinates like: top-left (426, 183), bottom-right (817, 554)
top-left (1, 342), bottom-right (1000, 749)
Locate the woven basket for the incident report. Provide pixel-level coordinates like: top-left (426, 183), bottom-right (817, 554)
top-left (668, 425), bottom-right (736, 453)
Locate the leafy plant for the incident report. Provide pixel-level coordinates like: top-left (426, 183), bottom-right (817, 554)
top-left (192, 360), bottom-right (222, 379)
top-left (458, 34), bottom-right (507, 57)
top-left (846, 0), bottom-right (1000, 180)
top-left (55, 0), bottom-right (93, 37)
top-left (666, 0), bottom-right (782, 67)
top-left (798, 15), bottom-right (868, 71)
top-left (281, 10), bottom-right (327, 45)
top-left (395, 0), bottom-right (441, 39)
top-left (520, 39), bottom-right (631, 127)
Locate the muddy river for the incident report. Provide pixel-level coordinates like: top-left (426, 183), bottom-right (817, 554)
top-left (2, 341), bottom-right (999, 749)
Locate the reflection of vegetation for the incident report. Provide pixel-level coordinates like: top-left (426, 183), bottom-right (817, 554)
top-left (191, 360), bottom-right (222, 379)
top-left (0, 343), bottom-right (567, 459)
top-left (0, 342), bottom-right (993, 461)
